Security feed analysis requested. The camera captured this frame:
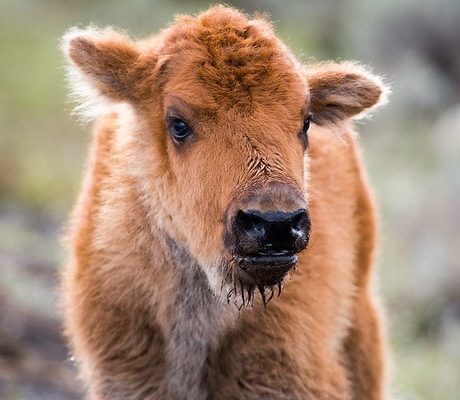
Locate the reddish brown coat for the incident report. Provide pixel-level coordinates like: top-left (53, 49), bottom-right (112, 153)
top-left (61, 6), bottom-right (388, 400)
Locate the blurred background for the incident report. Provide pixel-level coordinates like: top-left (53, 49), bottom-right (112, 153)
top-left (0, 0), bottom-right (459, 399)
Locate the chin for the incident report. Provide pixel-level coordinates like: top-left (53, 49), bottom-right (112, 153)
top-left (207, 253), bottom-right (298, 309)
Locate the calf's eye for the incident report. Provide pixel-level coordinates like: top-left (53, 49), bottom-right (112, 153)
top-left (303, 115), bottom-right (311, 134)
top-left (168, 117), bottom-right (192, 143)
top-left (300, 115), bottom-right (312, 148)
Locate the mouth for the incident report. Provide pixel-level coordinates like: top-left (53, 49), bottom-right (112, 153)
top-left (235, 251), bottom-right (298, 289)
top-left (241, 252), bottom-right (298, 267)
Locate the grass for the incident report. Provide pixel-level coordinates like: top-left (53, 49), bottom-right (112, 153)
top-left (0, 1), bottom-right (458, 399)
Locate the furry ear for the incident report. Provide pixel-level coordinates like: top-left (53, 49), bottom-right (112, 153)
top-left (61, 27), bottom-right (155, 119)
top-left (305, 62), bottom-right (389, 125)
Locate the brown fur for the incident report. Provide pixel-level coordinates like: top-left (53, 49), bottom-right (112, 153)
top-left (61, 6), bottom-right (388, 400)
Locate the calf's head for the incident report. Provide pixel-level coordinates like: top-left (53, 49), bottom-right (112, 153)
top-left (63, 6), bottom-right (386, 305)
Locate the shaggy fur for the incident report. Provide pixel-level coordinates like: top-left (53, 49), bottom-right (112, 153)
top-left (61, 6), bottom-right (388, 400)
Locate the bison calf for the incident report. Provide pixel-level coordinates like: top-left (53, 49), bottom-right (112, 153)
top-left (61, 5), bottom-right (388, 400)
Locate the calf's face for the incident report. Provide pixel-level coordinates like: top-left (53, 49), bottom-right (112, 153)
top-left (63, 7), bottom-right (386, 304)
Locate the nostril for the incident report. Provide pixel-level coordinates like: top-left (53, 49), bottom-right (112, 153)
top-left (292, 209), bottom-right (308, 232)
top-left (236, 210), bottom-right (266, 239)
top-left (290, 209), bottom-right (310, 252)
top-left (252, 223), bottom-right (265, 237)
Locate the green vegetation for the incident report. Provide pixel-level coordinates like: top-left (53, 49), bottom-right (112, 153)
top-left (1, 1), bottom-right (459, 399)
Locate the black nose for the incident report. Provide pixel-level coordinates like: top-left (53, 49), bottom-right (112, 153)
top-left (234, 208), bottom-right (310, 255)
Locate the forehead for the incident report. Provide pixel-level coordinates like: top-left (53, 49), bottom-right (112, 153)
top-left (157, 11), bottom-right (308, 115)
